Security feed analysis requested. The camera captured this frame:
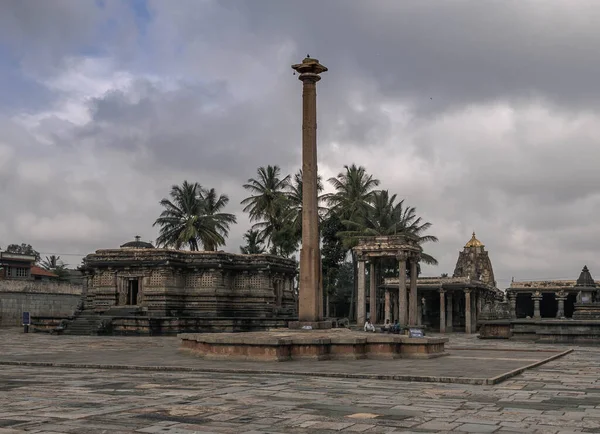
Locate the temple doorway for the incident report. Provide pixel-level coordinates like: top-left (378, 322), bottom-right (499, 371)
top-left (127, 279), bottom-right (139, 305)
top-left (516, 293), bottom-right (534, 318)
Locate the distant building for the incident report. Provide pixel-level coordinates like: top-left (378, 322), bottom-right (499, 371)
top-left (0, 252), bottom-right (37, 280)
top-left (30, 265), bottom-right (59, 282)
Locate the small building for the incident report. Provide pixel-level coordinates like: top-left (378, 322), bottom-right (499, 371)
top-left (72, 237), bottom-right (298, 334)
top-left (30, 266), bottom-right (59, 282)
top-left (0, 252), bottom-right (37, 280)
top-left (506, 266), bottom-right (598, 319)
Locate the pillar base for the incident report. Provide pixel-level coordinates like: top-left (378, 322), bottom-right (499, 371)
top-left (288, 321), bottom-right (333, 330)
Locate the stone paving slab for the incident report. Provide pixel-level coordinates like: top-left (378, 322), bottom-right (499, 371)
top-left (0, 328), bottom-right (598, 433)
top-left (0, 329), bottom-right (571, 385)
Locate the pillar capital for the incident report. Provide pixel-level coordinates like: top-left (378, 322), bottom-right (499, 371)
top-left (439, 288), bottom-right (446, 294)
top-left (396, 251), bottom-right (409, 262)
top-left (292, 56), bottom-right (328, 83)
top-left (409, 252), bottom-right (421, 263)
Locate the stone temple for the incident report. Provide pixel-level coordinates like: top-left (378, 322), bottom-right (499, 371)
top-left (59, 238), bottom-right (297, 335)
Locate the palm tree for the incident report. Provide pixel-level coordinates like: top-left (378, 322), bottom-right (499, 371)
top-left (325, 164), bottom-right (380, 319)
top-left (153, 181), bottom-right (235, 251)
top-left (284, 169), bottom-right (325, 240)
top-left (41, 255), bottom-right (61, 270)
top-left (198, 187), bottom-right (237, 251)
top-left (240, 229), bottom-right (266, 254)
top-left (241, 166), bottom-right (292, 254)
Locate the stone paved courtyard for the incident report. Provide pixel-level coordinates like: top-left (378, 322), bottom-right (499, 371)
top-left (0, 329), bottom-right (599, 433)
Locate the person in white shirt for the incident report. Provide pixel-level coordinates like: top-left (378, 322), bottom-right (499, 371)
top-left (364, 319), bottom-right (376, 332)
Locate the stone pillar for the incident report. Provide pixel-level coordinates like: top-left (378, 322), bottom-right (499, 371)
top-left (472, 291), bottom-right (478, 331)
top-left (556, 291), bottom-right (566, 319)
top-left (408, 255), bottom-right (419, 326)
top-left (398, 253), bottom-right (408, 326)
top-left (357, 260), bottom-right (366, 326)
top-left (439, 289), bottom-right (446, 333)
top-left (508, 292), bottom-right (517, 319)
top-left (393, 291), bottom-right (399, 322)
top-left (292, 56), bottom-right (327, 323)
top-left (446, 292), bottom-right (453, 332)
top-left (369, 261), bottom-right (377, 323)
top-left (384, 289), bottom-right (391, 323)
top-left (532, 292), bottom-right (541, 319)
top-left (464, 289), bottom-right (472, 334)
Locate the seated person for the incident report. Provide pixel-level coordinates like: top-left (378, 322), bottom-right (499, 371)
top-left (392, 320), bottom-right (401, 334)
top-left (364, 319), bottom-right (376, 332)
top-left (382, 319), bottom-right (392, 333)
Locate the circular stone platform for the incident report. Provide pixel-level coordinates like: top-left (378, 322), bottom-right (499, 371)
top-left (179, 329), bottom-right (448, 362)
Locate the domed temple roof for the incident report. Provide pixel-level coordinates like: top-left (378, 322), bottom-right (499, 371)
top-left (465, 232), bottom-right (484, 248)
top-left (120, 236), bottom-right (155, 249)
top-left (575, 265), bottom-right (596, 288)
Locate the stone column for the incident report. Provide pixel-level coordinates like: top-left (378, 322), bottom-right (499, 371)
top-left (357, 259), bottom-right (366, 326)
top-left (393, 291), bottom-right (399, 322)
top-left (369, 260), bottom-right (377, 323)
top-left (398, 253), bottom-right (408, 326)
top-left (446, 292), bottom-right (453, 332)
top-left (292, 56), bottom-right (328, 323)
top-left (384, 289), bottom-right (391, 323)
top-left (556, 291), bottom-right (566, 319)
top-left (408, 255), bottom-right (419, 326)
top-left (464, 289), bottom-right (472, 334)
top-left (532, 292), bottom-right (541, 319)
top-left (439, 289), bottom-right (446, 333)
top-left (508, 292), bottom-right (517, 319)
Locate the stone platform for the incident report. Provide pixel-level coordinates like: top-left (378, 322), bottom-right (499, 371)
top-left (479, 318), bottom-right (600, 344)
top-left (179, 329), bottom-right (448, 361)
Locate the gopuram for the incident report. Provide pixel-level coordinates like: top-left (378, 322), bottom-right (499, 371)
top-left (33, 237), bottom-right (297, 335)
top-left (360, 232), bottom-right (502, 334)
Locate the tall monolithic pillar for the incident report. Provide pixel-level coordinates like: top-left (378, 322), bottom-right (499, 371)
top-left (464, 289), bottom-right (472, 334)
top-left (357, 260), bottom-right (366, 326)
top-left (369, 261), bottom-right (377, 323)
top-left (408, 255), bottom-right (419, 326)
top-left (292, 57), bottom-right (327, 323)
top-left (398, 253), bottom-right (408, 326)
top-left (439, 289), bottom-right (446, 333)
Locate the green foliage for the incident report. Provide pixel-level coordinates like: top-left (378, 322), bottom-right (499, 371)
top-left (5, 243), bottom-right (40, 262)
top-left (41, 255), bottom-right (71, 281)
top-left (153, 181), bottom-right (236, 251)
top-left (239, 230), bottom-right (266, 254)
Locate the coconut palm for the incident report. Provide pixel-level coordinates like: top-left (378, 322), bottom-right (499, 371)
top-left (241, 166), bottom-right (293, 254)
top-left (153, 181), bottom-right (235, 251)
top-left (41, 255), bottom-right (62, 270)
top-left (324, 164), bottom-right (380, 319)
top-left (198, 187), bottom-right (237, 251)
top-left (240, 229), bottom-right (266, 254)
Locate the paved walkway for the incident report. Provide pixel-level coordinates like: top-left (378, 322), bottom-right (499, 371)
top-left (0, 328), bottom-right (599, 433)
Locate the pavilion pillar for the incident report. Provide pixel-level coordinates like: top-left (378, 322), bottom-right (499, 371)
top-left (464, 289), bottom-right (472, 334)
top-left (446, 292), bottom-right (453, 332)
top-left (556, 291), bottom-right (566, 319)
top-left (439, 289), bottom-right (446, 333)
top-left (508, 292), bottom-right (517, 319)
top-left (357, 259), bottom-right (366, 326)
top-left (384, 289), bottom-right (391, 323)
top-left (398, 253), bottom-right (408, 326)
top-left (472, 291), bottom-right (478, 331)
top-left (532, 292), bottom-right (541, 319)
top-left (393, 291), bottom-right (399, 322)
top-left (408, 255), bottom-right (419, 326)
top-left (369, 261), bottom-right (377, 323)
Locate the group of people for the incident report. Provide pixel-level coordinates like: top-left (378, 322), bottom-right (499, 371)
top-left (363, 319), bottom-right (402, 334)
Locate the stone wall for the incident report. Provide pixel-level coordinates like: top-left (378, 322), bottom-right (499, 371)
top-left (0, 280), bottom-right (82, 326)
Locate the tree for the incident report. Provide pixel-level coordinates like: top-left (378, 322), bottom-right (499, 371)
top-left (5, 243), bottom-right (40, 262)
top-left (241, 165), bottom-right (294, 256)
top-left (153, 181), bottom-right (236, 251)
top-left (197, 187), bottom-right (237, 251)
top-left (40, 255), bottom-right (71, 281)
top-left (321, 214), bottom-right (348, 317)
top-left (240, 229), bottom-right (266, 254)
top-left (325, 164), bottom-right (380, 319)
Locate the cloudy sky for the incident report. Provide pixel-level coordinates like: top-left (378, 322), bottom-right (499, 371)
top-left (2, 1), bottom-right (600, 288)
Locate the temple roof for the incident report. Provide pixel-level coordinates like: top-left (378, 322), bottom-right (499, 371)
top-left (120, 236), bottom-right (154, 250)
top-left (465, 232), bottom-right (484, 248)
top-left (575, 265), bottom-right (596, 288)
